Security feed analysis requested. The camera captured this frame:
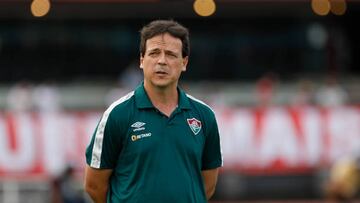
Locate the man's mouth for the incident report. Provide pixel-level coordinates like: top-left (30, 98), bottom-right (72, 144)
top-left (155, 71), bottom-right (167, 75)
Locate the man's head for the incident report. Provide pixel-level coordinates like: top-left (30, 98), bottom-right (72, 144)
top-left (139, 20), bottom-right (190, 89)
top-left (139, 20), bottom-right (190, 58)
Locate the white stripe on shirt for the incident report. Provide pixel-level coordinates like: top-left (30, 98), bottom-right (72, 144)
top-left (90, 91), bottom-right (134, 168)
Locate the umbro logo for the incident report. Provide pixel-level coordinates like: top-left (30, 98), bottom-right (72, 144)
top-left (131, 121), bottom-right (146, 132)
top-left (131, 122), bottom-right (145, 128)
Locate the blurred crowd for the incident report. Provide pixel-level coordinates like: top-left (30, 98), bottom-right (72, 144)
top-left (254, 73), bottom-right (349, 108)
top-left (5, 80), bottom-right (61, 113)
top-left (3, 74), bottom-right (353, 113)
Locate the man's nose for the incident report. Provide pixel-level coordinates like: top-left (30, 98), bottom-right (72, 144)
top-left (157, 53), bottom-right (167, 65)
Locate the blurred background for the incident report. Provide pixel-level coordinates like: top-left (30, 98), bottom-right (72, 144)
top-left (1, 0), bottom-right (360, 202)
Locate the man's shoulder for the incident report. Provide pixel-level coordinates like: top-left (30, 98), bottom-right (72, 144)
top-left (185, 93), bottom-right (215, 116)
top-left (105, 91), bottom-right (135, 118)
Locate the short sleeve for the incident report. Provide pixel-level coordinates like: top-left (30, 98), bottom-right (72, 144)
top-left (86, 110), bottom-right (123, 169)
top-left (201, 115), bottom-right (223, 170)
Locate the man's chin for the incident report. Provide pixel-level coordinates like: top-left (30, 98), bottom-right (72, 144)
top-left (152, 80), bottom-right (175, 89)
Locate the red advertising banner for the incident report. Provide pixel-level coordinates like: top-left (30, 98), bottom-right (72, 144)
top-left (0, 106), bottom-right (359, 178)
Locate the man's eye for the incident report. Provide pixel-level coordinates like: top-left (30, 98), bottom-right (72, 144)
top-left (167, 53), bottom-right (177, 58)
top-left (149, 52), bottom-right (158, 56)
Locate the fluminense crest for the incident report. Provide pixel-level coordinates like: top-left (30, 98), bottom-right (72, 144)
top-left (187, 118), bottom-right (202, 135)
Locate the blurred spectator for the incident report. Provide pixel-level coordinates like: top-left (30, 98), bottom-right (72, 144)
top-left (315, 76), bottom-right (348, 107)
top-left (255, 72), bottom-right (277, 107)
top-left (51, 165), bottom-right (85, 203)
top-left (105, 86), bottom-right (128, 107)
top-left (118, 60), bottom-right (143, 91)
top-left (32, 81), bottom-right (61, 112)
top-left (325, 154), bottom-right (360, 202)
top-left (105, 60), bottom-right (142, 106)
top-left (6, 81), bottom-right (33, 112)
top-left (291, 79), bottom-right (315, 107)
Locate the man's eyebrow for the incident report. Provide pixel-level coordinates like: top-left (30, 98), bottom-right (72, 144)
top-left (147, 48), bottom-right (164, 53)
top-left (147, 48), bottom-right (179, 54)
top-left (165, 50), bottom-right (179, 55)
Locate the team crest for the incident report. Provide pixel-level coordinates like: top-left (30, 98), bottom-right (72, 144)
top-left (187, 118), bottom-right (202, 135)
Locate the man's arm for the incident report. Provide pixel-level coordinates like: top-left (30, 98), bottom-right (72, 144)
top-left (84, 165), bottom-right (113, 203)
top-left (202, 168), bottom-right (219, 200)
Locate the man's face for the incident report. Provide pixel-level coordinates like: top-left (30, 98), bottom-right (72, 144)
top-left (140, 33), bottom-right (188, 89)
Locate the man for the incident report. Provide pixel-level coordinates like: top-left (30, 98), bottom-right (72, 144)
top-left (84, 19), bottom-right (223, 203)
top-left (325, 155), bottom-right (360, 202)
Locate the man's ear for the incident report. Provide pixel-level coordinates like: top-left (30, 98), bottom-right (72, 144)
top-left (139, 56), bottom-right (144, 69)
top-left (182, 56), bottom-right (189, 71)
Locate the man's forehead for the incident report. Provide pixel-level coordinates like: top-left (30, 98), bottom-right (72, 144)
top-left (146, 33), bottom-right (182, 50)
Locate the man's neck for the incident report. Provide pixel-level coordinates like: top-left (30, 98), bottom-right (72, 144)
top-left (144, 82), bottom-right (178, 117)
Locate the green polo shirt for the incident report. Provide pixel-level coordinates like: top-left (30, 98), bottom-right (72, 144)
top-left (86, 83), bottom-right (222, 203)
